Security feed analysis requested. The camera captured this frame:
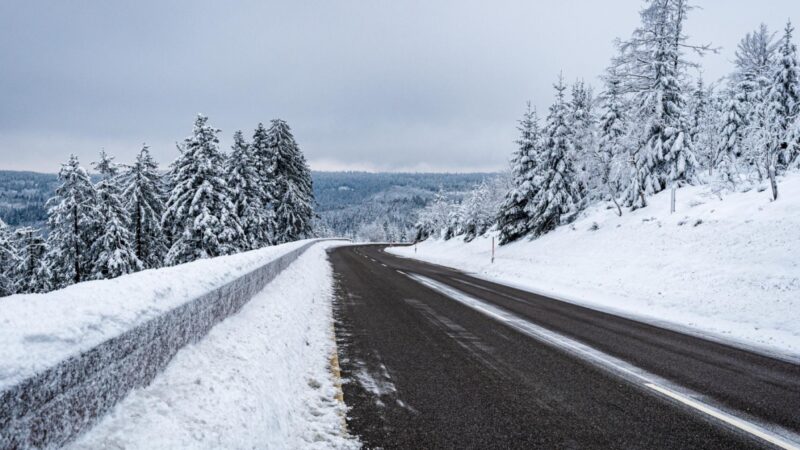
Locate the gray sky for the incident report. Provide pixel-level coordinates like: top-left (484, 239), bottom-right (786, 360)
top-left (0, 1), bottom-right (797, 173)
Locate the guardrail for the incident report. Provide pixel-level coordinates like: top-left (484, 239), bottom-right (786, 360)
top-left (0, 240), bottom-right (319, 449)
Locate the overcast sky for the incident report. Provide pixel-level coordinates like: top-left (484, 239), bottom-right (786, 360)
top-left (0, 1), bottom-right (797, 173)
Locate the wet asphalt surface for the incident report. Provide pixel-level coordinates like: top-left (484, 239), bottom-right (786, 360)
top-left (329, 244), bottom-right (800, 449)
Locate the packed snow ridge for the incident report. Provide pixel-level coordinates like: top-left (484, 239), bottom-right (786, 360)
top-left (0, 239), bottom-right (309, 390)
top-left (70, 241), bottom-right (358, 449)
top-left (390, 172), bottom-right (800, 358)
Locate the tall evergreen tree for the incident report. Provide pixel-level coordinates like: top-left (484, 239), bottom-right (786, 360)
top-left (122, 145), bottom-right (167, 268)
top-left (570, 80), bottom-right (597, 193)
top-left (45, 154), bottom-right (99, 287)
top-left (11, 227), bottom-right (52, 294)
top-left (717, 86), bottom-right (746, 186)
top-left (91, 150), bottom-right (142, 279)
top-left (498, 102), bottom-right (542, 244)
top-left (266, 119), bottom-right (314, 243)
top-left (615, 0), bottom-right (707, 206)
top-left (0, 219), bottom-right (17, 297)
top-left (768, 20), bottom-right (800, 167)
top-left (162, 115), bottom-right (243, 264)
top-left (251, 122), bottom-right (279, 244)
top-left (526, 75), bottom-right (583, 237)
top-left (225, 130), bottom-right (274, 249)
top-left (596, 70), bottom-right (628, 213)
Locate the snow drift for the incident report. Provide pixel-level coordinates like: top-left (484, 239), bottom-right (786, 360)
top-left (389, 173), bottom-right (800, 359)
top-left (69, 241), bottom-right (358, 449)
top-left (0, 239), bottom-right (317, 449)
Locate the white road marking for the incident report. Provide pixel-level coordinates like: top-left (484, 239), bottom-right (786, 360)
top-left (404, 272), bottom-right (800, 450)
top-left (381, 263), bottom-right (388, 268)
top-left (645, 383), bottom-right (800, 450)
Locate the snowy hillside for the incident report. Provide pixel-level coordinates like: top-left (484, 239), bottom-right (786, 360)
top-left (389, 173), bottom-right (800, 358)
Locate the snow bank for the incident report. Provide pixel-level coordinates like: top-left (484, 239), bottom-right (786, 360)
top-left (69, 242), bottom-right (358, 450)
top-left (0, 239), bottom-right (317, 448)
top-left (389, 173), bottom-right (800, 359)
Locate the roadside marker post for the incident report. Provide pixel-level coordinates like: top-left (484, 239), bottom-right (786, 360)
top-left (491, 237), bottom-right (495, 263)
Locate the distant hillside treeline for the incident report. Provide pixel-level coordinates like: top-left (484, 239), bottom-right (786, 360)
top-left (0, 170), bottom-right (497, 238)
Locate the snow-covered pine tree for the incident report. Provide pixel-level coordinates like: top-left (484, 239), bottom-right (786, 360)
top-left (569, 80), bottom-right (597, 195)
top-left (717, 86), bottom-right (747, 186)
top-left (596, 70), bottom-right (628, 214)
top-left (45, 154), bottom-right (99, 288)
top-left (615, 0), bottom-right (707, 206)
top-left (250, 122), bottom-right (278, 245)
top-left (688, 77), bottom-right (719, 174)
top-left (498, 102), bottom-right (542, 244)
top-left (162, 115), bottom-right (244, 265)
top-left (90, 150), bottom-right (142, 279)
top-left (122, 145), bottom-right (167, 268)
top-left (11, 226), bottom-right (52, 294)
top-left (767, 20), bottom-right (800, 168)
top-left (266, 119), bottom-right (314, 244)
top-left (526, 75), bottom-right (583, 237)
top-left (0, 219), bottom-right (17, 297)
top-left (225, 130), bottom-right (273, 249)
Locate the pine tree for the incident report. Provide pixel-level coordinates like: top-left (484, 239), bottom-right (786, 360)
top-left (90, 150), bottom-right (142, 279)
top-left (225, 130), bottom-right (273, 249)
top-left (570, 80), bottom-right (596, 194)
top-left (266, 119), bottom-right (315, 243)
top-left (614, 0), bottom-right (707, 206)
top-left (596, 70), bottom-right (628, 213)
top-left (11, 227), bottom-right (52, 294)
top-left (0, 219), bottom-right (17, 297)
top-left (122, 145), bottom-right (167, 268)
top-left (498, 102), bottom-right (542, 244)
top-left (45, 154), bottom-right (99, 287)
top-left (717, 87), bottom-right (746, 186)
top-left (251, 122), bottom-right (278, 244)
top-left (162, 115), bottom-right (244, 265)
top-left (526, 75), bottom-right (583, 237)
top-left (768, 20), bottom-right (800, 168)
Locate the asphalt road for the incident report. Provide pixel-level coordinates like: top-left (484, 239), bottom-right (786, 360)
top-left (328, 244), bottom-right (800, 450)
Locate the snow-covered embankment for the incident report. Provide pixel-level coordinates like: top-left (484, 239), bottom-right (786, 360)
top-left (1, 239), bottom-right (355, 449)
top-left (69, 241), bottom-right (358, 449)
top-left (389, 174), bottom-right (800, 359)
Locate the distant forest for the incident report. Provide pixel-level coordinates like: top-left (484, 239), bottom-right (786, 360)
top-left (0, 170), bottom-right (496, 239)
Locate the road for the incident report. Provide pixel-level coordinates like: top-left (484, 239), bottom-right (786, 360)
top-left (328, 244), bottom-right (800, 450)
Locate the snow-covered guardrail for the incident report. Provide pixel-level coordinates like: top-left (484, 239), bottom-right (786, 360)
top-left (0, 239), bottom-right (323, 449)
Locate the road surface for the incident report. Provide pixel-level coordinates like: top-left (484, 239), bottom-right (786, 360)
top-left (329, 244), bottom-right (800, 449)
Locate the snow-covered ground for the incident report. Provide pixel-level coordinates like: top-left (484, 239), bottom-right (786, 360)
top-left (389, 173), bottom-right (800, 359)
top-left (0, 240), bottom-right (309, 391)
top-left (69, 241), bottom-right (358, 449)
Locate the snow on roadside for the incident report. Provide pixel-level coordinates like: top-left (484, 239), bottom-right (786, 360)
top-left (389, 173), bottom-right (800, 359)
top-left (0, 240), bottom-right (309, 391)
top-left (69, 241), bottom-right (359, 450)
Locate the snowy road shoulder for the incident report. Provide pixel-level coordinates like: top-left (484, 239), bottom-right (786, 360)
top-left (69, 241), bottom-right (359, 450)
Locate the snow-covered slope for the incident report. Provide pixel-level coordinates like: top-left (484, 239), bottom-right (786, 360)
top-left (69, 242), bottom-right (357, 449)
top-left (389, 174), bottom-right (800, 358)
top-left (0, 240), bottom-right (310, 390)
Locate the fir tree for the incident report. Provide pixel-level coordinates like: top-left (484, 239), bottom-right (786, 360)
top-left (266, 119), bottom-right (315, 243)
top-left (596, 70), bottom-right (627, 213)
top-left (122, 145), bottom-right (167, 268)
top-left (91, 150), bottom-right (142, 279)
top-left (768, 20), bottom-right (800, 167)
top-left (163, 115), bottom-right (243, 264)
top-left (45, 154), bottom-right (99, 287)
top-left (717, 87), bottom-right (746, 186)
top-left (0, 219), bottom-right (17, 296)
top-left (225, 130), bottom-right (273, 249)
top-left (526, 75), bottom-right (583, 237)
top-left (498, 102), bottom-right (542, 244)
top-left (11, 227), bottom-right (52, 294)
top-left (570, 80), bottom-right (596, 194)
